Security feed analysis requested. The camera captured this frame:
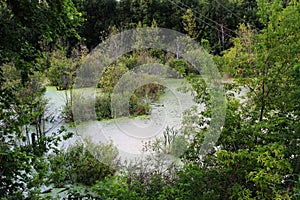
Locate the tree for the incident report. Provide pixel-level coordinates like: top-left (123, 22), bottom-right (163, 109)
top-left (80, 0), bottom-right (118, 50)
top-left (216, 0), bottom-right (300, 197)
top-left (47, 50), bottom-right (74, 90)
top-left (98, 63), bottom-right (128, 93)
top-left (182, 8), bottom-right (199, 40)
top-left (47, 45), bottom-right (87, 90)
top-left (0, 0), bottom-right (82, 198)
top-left (220, 23), bottom-right (257, 77)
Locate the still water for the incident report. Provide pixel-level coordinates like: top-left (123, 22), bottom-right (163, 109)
top-left (44, 78), bottom-right (197, 160)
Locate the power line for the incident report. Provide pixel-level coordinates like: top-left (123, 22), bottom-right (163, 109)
top-left (213, 0), bottom-right (247, 24)
top-left (166, 0), bottom-right (220, 33)
top-left (174, 0), bottom-right (238, 36)
top-left (166, 0), bottom-right (238, 50)
top-left (213, 0), bottom-right (258, 32)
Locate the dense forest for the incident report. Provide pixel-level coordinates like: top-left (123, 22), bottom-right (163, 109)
top-left (0, 0), bottom-right (300, 199)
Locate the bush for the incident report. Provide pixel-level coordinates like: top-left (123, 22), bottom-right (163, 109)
top-left (134, 83), bottom-right (165, 102)
top-left (95, 94), bottom-right (112, 120)
top-left (129, 93), bottom-right (151, 116)
top-left (64, 62), bottom-right (165, 122)
top-left (95, 83), bottom-right (164, 120)
top-left (48, 139), bottom-right (119, 187)
top-left (98, 63), bottom-right (128, 93)
top-left (92, 175), bottom-right (144, 200)
top-left (167, 58), bottom-right (198, 76)
top-left (62, 101), bottom-right (73, 122)
top-left (46, 50), bottom-right (75, 90)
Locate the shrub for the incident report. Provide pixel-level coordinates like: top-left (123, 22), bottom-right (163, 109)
top-left (48, 139), bottom-right (119, 187)
top-left (95, 94), bottom-right (112, 120)
top-left (98, 63), bottom-right (128, 93)
top-left (167, 58), bottom-right (198, 76)
top-left (134, 83), bottom-right (165, 102)
top-left (62, 101), bottom-right (73, 122)
top-left (129, 99), bottom-right (151, 117)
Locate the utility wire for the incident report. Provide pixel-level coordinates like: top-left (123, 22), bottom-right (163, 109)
top-left (166, 0), bottom-right (220, 33)
top-left (166, 0), bottom-right (237, 51)
top-left (212, 0), bottom-right (258, 32)
top-left (174, 0), bottom-right (238, 36)
top-left (213, 0), bottom-right (248, 25)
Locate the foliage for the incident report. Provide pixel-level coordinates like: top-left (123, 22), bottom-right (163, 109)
top-left (214, 1), bottom-right (300, 198)
top-left (47, 50), bottom-right (75, 90)
top-left (95, 94), bottom-right (112, 120)
top-left (92, 175), bottom-right (143, 200)
top-left (215, 120), bottom-right (293, 199)
top-left (72, 0), bottom-right (259, 53)
top-left (91, 152), bottom-right (180, 200)
top-left (0, 0), bottom-right (82, 80)
top-left (0, 66), bottom-right (72, 199)
top-left (182, 8), bottom-right (199, 40)
top-left (48, 139), bottom-right (119, 187)
top-left (1, 0), bottom-right (299, 199)
top-left (128, 93), bottom-right (151, 117)
top-left (0, 0), bottom-right (82, 198)
top-left (75, 0), bottom-right (118, 49)
top-left (98, 63), bottom-right (128, 93)
top-left (220, 23), bottom-right (257, 77)
top-left (95, 54), bottom-right (166, 120)
top-left (64, 85), bottom-right (161, 122)
top-left (222, 0), bottom-right (300, 174)
top-left (167, 58), bottom-right (198, 76)
top-left (47, 46), bottom-right (87, 90)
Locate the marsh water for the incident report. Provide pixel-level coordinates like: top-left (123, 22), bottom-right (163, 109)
top-left (44, 78), bottom-right (198, 160)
